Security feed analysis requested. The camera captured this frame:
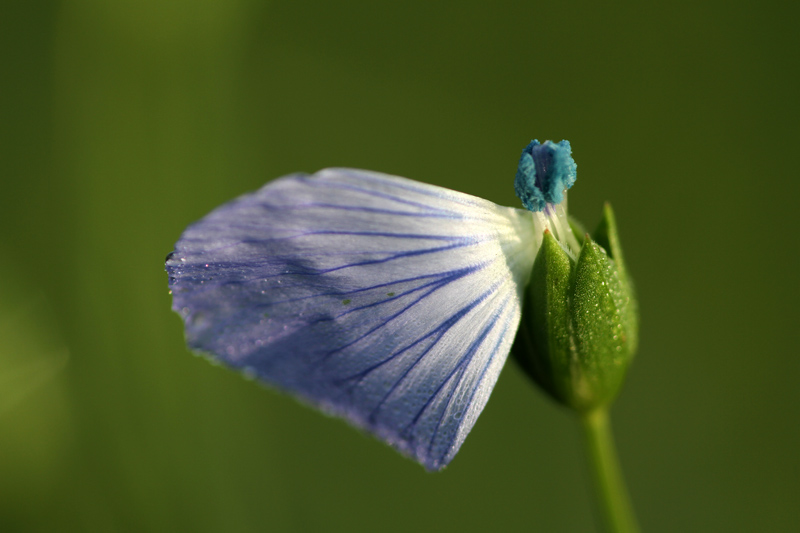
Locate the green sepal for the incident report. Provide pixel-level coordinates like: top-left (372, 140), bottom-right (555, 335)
top-left (568, 236), bottom-right (634, 411)
top-left (513, 229), bottom-right (575, 407)
top-left (593, 203), bottom-right (626, 279)
top-left (592, 203), bottom-right (638, 354)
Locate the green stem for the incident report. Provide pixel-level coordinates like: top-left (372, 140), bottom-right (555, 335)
top-left (580, 408), bottom-right (640, 533)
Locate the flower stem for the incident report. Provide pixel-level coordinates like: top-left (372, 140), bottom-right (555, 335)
top-left (580, 408), bottom-right (640, 533)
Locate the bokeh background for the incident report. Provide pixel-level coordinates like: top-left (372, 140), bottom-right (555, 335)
top-left (2, 1), bottom-right (798, 531)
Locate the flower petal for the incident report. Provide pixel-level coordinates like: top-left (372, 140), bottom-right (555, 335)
top-left (166, 168), bottom-right (536, 470)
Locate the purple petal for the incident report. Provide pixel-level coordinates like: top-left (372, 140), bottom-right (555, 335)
top-left (167, 168), bottom-right (535, 470)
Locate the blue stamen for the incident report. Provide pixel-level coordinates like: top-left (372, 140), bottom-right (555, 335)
top-left (514, 140), bottom-right (577, 212)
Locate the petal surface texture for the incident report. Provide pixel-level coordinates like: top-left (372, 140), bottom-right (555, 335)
top-left (167, 168), bottom-right (536, 470)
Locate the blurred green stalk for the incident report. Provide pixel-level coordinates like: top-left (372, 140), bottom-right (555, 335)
top-left (581, 408), bottom-right (640, 533)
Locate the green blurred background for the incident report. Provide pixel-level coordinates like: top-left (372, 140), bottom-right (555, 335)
top-left (2, 1), bottom-right (798, 531)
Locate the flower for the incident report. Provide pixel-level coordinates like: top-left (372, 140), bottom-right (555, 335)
top-left (166, 139), bottom-right (635, 470)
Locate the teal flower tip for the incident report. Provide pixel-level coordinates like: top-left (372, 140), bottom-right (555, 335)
top-left (514, 140), bottom-right (577, 212)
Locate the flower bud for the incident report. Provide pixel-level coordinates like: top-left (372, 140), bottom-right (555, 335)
top-left (513, 203), bottom-right (638, 412)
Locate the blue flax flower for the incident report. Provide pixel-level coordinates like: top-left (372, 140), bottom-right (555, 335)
top-left (167, 139), bottom-right (578, 471)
